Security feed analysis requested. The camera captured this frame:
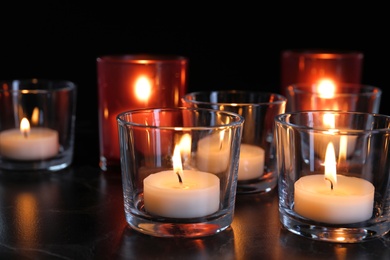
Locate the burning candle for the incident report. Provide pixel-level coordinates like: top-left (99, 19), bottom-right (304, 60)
top-left (281, 50), bottom-right (363, 97)
top-left (294, 142), bottom-right (375, 224)
top-left (143, 142), bottom-right (220, 218)
top-left (0, 118), bottom-right (59, 161)
top-left (238, 144), bottom-right (265, 181)
top-left (97, 55), bottom-right (188, 171)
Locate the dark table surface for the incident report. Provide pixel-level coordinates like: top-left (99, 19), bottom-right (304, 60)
top-left (0, 120), bottom-right (390, 260)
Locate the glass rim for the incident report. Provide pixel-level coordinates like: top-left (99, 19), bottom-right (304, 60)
top-left (182, 90), bottom-right (287, 106)
top-left (97, 54), bottom-right (188, 64)
top-left (117, 107), bottom-right (245, 130)
top-left (282, 49), bottom-right (364, 60)
top-left (275, 110), bottom-right (390, 133)
top-left (287, 83), bottom-right (382, 97)
top-left (0, 78), bottom-right (76, 93)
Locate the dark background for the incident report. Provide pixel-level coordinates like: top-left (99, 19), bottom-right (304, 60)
top-left (1, 4), bottom-right (389, 164)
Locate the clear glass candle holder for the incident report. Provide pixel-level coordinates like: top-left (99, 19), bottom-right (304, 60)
top-left (0, 79), bottom-right (77, 171)
top-left (181, 90), bottom-right (287, 194)
top-left (97, 55), bottom-right (188, 171)
top-left (117, 107), bottom-right (244, 238)
top-left (285, 83), bottom-right (382, 113)
top-left (275, 111), bottom-right (390, 243)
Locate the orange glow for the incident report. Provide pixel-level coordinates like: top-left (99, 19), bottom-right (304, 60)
top-left (135, 76), bottom-right (152, 101)
top-left (324, 142), bottom-right (337, 186)
top-left (20, 117), bottom-right (30, 137)
top-left (338, 136), bottom-right (348, 163)
top-left (323, 112), bottom-right (335, 129)
top-left (16, 193), bottom-right (37, 246)
top-left (219, 131), bottom-right (225, 150)
top-left (317, 79), bottom-right (336, 99)
top-left (179, 133), bottom-right (191, 157)
top-left (31, 107), bottom-right (40, 125)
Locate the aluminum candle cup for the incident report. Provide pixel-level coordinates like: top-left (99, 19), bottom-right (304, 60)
top-left (117, 107), bottom-right (244, 238)
top-left (182, 90), bottom-right (286, 194)
top-left (97, 55), bottom-right (188, 171)
top-left (280, 49), bottom-right (363, 97)
top-left (0, 79), bottom-right (77, 171)
top-left (275, 111), bottom-right (390, 243)
top-left (285, 83), bottom-right (382, 113)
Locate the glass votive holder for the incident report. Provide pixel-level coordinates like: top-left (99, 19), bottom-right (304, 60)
top-left (117, 107), bottom-right (244, 238)
top-left (0, 79), bottom-right (77, 171)
top-left (97, 54), bottom-right (188, 171)
top-left (280, 49), bottom-right (363, 97)
top-left (181, 90), bottom-right (287, 194)
top-left (275, 110), bottom-right (390, 243)
top-left (285, 83), bottom-right (382, 113)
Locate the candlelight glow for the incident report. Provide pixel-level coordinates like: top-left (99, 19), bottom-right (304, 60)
top-left (324, 142), bottom-right (337, 187)
top-left (20, 118), bottom-right (30, 137)
top-left (338, 136), bottom-right (348, 163)
top-left (179, 133), bottom-right (191, 157)
top-left (323, 113), bottom-right (335, 129)
top-left (219, 131), bottom-right (225, 150)
top-left (31, 107), bottom-right (40, 125)
top-left (16, 193), bottom-right (37, 247)
top-left (317, 79), bottom-right (336, 99)
top-left (135, 76), bottom-right (152, 101)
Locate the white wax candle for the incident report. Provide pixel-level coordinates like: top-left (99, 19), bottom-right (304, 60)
top-left (143, 170), bottom-right (220, 218)
top-left (196, 134), bottom-right (230, 173)
top-left (0, 127), bottom-right (59, 160)
top-left (294, 174), bottom-right (375, 224)
top-left (238, 144), bottom-right (265, 181)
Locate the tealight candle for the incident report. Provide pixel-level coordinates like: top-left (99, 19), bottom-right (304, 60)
top-left (294, 142), bottom-right (375, 224)
top-left (0, 118), bottom-right (59, 161)
top-left (238, 144), bottom-right (265, 180)
top-left (97, 55), bottom-right (188, 171)
top-left (143, 170), bottom-right (220, 218)
top-left (281, 50), bottom-right (363, 97)
top-left (143, 144), bottom-right (220, 218)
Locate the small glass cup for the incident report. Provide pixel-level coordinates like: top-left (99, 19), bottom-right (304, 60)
top-left (0, 79), bottom-right (77, 171)
top-left (97, 55), bottom-right (188, 171)
top-left (275, 110), bottom-right (390, 243)
top-left (280, 49), bottom-right (363, 97)
top-left (182, 90), bottom-right (287, 194)
top-left (285, 83), bottom-right (382, 113)
top-left (117, 107), bottom-right (244, 238)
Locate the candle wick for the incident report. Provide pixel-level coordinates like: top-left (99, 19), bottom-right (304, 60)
top-left (23, 131), bottom-right (28, 138)
top-left (176, 171), bottom-right (183, 183)
top-left (325, 177), bottom-right (334, 190)
top-left (219, 142), bottom-right (223, 150)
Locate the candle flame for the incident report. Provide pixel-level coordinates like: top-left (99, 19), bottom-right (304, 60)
top-left (317, 79), bottom-right (336, 99)
top-left (135, 76), bottom-right (151, 101)
top-left (20, 117), bottom-right (30, 138)
top-left (179, 133), bottom-right (191, 158)
top-left (338, 135), bottom-right (348, 163)
top-left (173, 144), bottom-right (183, 183)
top-left (219, 131), bottom-right (225, 150)
top-left (324, 142), bottom-right (337, 187)
top-left (31, 107), bottom-right (40, 125)
top-left (323, 112), bottom-right (335, 129)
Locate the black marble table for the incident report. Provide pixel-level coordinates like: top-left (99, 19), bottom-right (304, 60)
top-left (0, 121), bottom-right (389, 260)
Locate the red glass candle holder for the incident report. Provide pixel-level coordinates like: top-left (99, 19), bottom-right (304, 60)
top-left (97, 55), bottom-right (188, 171)
top-left (280, 49), bottom-right (363, 97)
